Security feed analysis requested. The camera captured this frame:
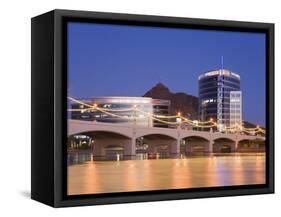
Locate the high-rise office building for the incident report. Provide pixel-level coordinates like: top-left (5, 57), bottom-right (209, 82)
top-left (198, 69), bottom-right (242, 132)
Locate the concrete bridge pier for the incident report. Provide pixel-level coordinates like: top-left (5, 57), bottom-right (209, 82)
top-left (131, 137), bottom-right (136, 156)
top-left (235, 140), bottom-right (239, 152)
top-left (208, 140), bottom-right (214, 153)
top-left (170, 139), bottom-right (180, 157)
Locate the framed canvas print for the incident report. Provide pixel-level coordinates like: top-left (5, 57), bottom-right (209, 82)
top-left (31, 9), bottom-right (274, 207)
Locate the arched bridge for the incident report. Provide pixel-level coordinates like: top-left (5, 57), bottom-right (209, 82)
top-left (68, 120), bottom-right (265, 156)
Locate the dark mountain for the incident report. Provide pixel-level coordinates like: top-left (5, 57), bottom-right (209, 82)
top-left (243, 121), bottom-right (256, 128)
top-left (243, 121), bottom-right (264, 129)
top-left (143, 83), bottom-right (172, 100)
top-left (143, 83), bottom-right (198, 119)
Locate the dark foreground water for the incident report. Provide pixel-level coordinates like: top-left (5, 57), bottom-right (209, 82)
top-left (67, 153), bottom-right (265, 195)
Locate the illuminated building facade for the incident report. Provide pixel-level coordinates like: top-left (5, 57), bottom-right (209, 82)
top-left (70, 96), bottom-right (170, 128)
top-left (198, 69), bottom-right (242, 132)
top-left (229, 91), bottom-right (242, 131)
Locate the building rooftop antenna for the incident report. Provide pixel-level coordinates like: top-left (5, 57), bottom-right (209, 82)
top-left (221, 56), bottom-right (224, 70)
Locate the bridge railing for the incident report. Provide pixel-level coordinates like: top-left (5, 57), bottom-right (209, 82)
top-left (68, 119), bottom-right (265, 139)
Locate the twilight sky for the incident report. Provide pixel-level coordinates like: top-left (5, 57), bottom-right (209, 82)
top-left (67, 22), bottom-right (266, 126)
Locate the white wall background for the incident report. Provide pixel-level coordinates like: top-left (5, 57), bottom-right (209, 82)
top-left (0, 0), bottom-right (279, 215)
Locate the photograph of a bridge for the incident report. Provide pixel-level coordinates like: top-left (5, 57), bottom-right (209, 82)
top-left (66, 21), bottom-right (266, 196)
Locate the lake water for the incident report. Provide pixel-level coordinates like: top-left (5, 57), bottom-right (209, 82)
top-left (67, 153), bottom-right (265, 195)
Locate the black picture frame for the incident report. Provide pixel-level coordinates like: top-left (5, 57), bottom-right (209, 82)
top-left (31, 9), bottom-right (274, 207)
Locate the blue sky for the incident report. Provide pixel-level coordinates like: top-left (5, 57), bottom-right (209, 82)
top-left (67, 22), bottom-right (266, 126)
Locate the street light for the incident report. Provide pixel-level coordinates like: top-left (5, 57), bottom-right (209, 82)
top-left (133, 105), bottom-right (137, 126)
top-left (176, 113), bottom-right (182, 129)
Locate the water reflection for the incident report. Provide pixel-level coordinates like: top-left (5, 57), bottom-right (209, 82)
top-left (67, 152), bottom-right (265, 195)
top-left (67, 152), bottom-right (225, 165)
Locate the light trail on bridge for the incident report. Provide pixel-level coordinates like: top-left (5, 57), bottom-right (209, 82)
top-left (67, 96), bottom-right (265, 135)
top-left (68, 97), bottom-right (217, 127)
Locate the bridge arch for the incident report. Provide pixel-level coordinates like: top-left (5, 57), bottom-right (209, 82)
top-left (69, 130), bottom-right (133, 159)
top-left (68, 120), bottom-right (133, 138)
top-left (181, 136), bottom-right (210, 154)
top-left (136, 133), bottom-right (178, 157)
top-left (180, 132), bottom-right (210, 141)
top-left (237, 138), bottom-right (265, 152)
top-left (135, 131), bottom-right (177, 140)
top-left (237, 137), bottom-right (265, 143)
top-left (213, 137), bottom-right (236, 153)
